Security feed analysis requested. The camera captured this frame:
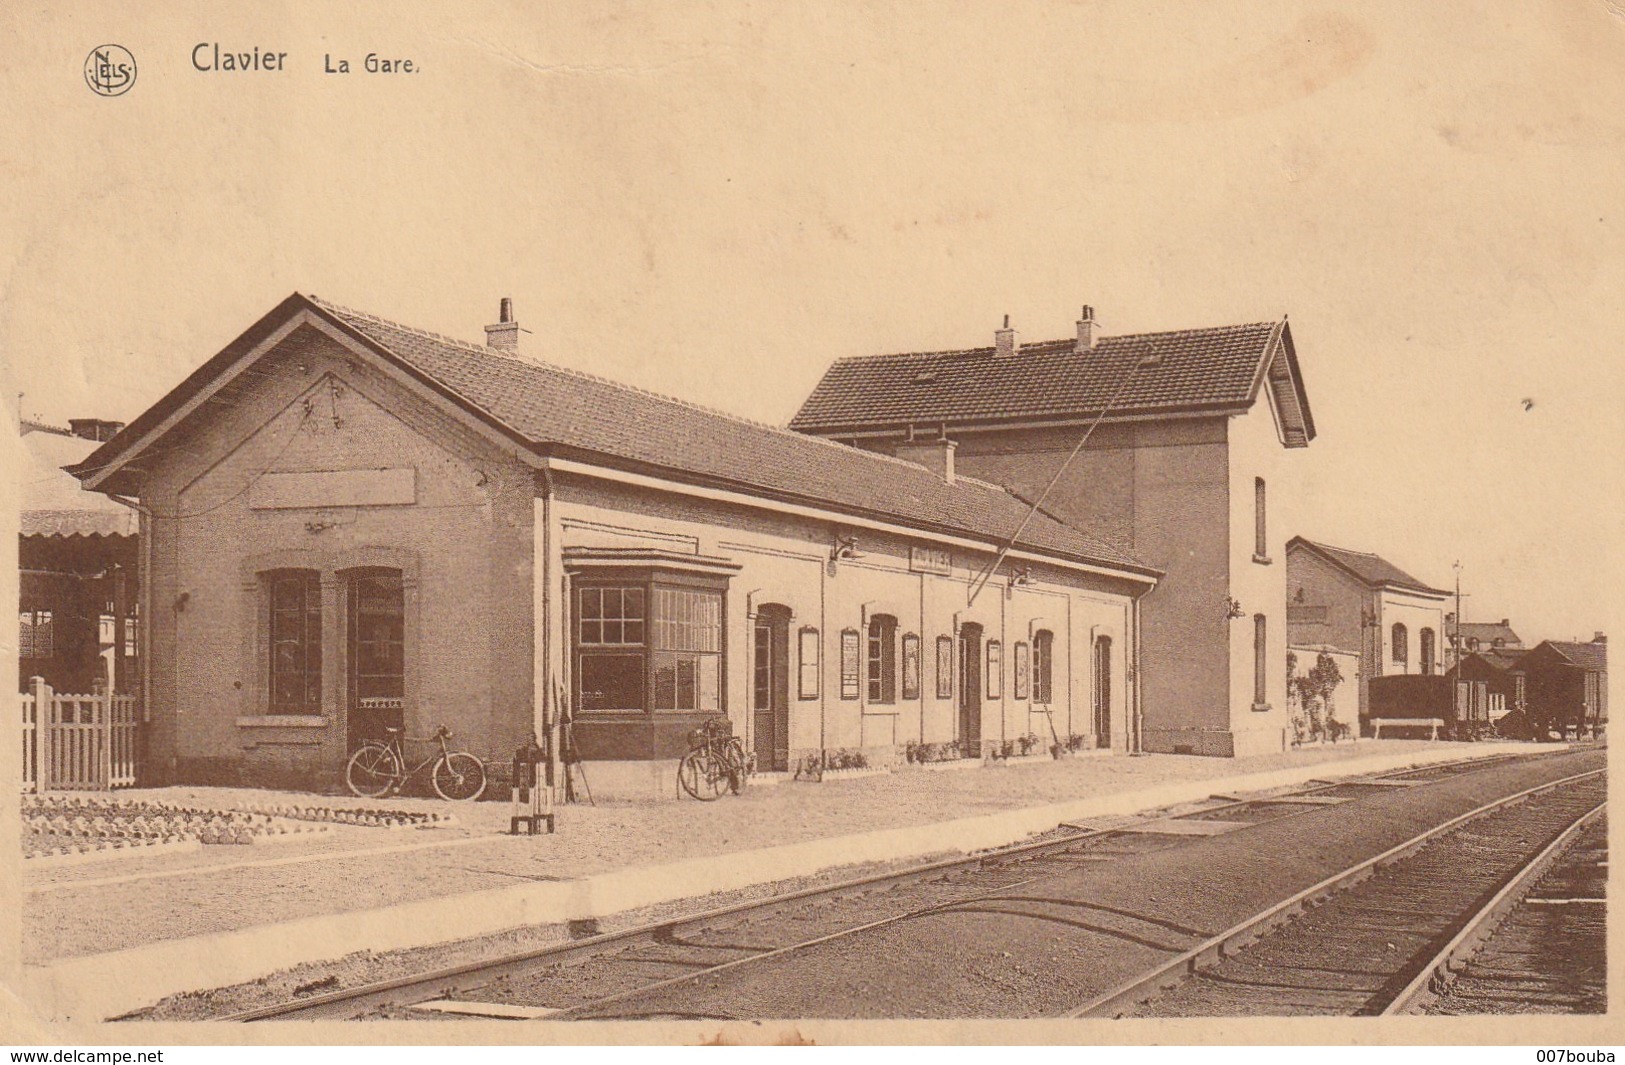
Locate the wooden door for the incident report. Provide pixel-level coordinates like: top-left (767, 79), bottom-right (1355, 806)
top-left (1093, 635), bottom-right (1112, 744)
top-left (752, 606), bottom-right (791, 771)
top-left (957, 625), bottom-right (982, 757)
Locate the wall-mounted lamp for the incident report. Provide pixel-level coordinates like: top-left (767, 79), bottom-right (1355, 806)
top-left (831, 534), bottom-right (863, 562)
top-left (1224, 595), bottom-right (1246, 620)
top-left (1009, 566), bottom-right (1034, 588)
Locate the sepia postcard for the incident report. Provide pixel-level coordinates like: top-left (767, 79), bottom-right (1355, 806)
top-left (1, 0), bottom-right (1621, 1051)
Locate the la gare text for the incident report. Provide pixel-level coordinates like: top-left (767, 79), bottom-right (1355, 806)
top-left (190, 44), bottom-right (417, 74)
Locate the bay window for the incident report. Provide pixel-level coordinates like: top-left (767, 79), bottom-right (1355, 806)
top-left (575, 579), bottom-right (725, 714)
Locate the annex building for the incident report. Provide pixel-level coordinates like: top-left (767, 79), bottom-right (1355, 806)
top-left (790, 307), bottom-right (1317, 757)
top-left (69, 294), bottom-right (1159, 796)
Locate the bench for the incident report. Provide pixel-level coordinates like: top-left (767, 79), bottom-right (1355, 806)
top-left (1372, 717), bottom-right (1445, 740)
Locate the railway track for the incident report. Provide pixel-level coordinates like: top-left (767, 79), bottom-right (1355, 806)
top-left (1072, 767), bottom-right (1605, 1018)
top-left (212, 749), bottom-right (1594, 1022)
top-left (1394, 809), bottom-right (1607, 1015)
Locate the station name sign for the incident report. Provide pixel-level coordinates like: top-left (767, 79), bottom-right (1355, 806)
top-left (909, 546), bottom-right (952, 576)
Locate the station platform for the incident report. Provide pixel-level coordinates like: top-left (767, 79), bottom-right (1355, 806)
top-left (14, 739), bottom-right (1563, 1023)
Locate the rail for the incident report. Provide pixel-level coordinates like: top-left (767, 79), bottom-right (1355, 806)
top-left (1381, 799), bottom-right (1607, 1015)
top-left (1058, 766), bottom-right (1605, 1018)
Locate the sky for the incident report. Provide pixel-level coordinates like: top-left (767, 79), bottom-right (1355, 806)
top-left (3, 1), bottom-right (1622, 645)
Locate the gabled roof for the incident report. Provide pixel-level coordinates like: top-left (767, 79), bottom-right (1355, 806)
top-left (69, 293), bottom-right (1158, 580)
top-left (788, 319), bottom-right (1315, 444)
top-left (1537, 640), bottom-right (1608, 673)
top-left (1456, 621), bottom-right (1522, 647)
top-left (1287, 537), bottom-right (1448, 596)
top-left (19, 430), bottom-right (138, 538)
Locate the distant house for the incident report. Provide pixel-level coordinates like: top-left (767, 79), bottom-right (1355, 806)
top-left (790, 307), bottom-right (1317, 758)
top-left (1285, 537), bottom-right (1449, 731)
top-left (18, 418), bottom-right (140, 695)
top-left (1453, 618), bottom-right (1523, 663)
top-left (1447, 651), bottom-right (1522, 730)
top-left (1517, 637), bottom-right (1607, 739)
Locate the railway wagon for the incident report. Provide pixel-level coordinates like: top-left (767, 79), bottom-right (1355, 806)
top-left (1366, 675), bottom-right (1493, 740)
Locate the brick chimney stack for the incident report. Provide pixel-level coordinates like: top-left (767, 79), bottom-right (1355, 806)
top-left (484, 297), bottom-right (519, 352)
top-left (895, 436), bottom-right (957, 485)
top-left (1075, 305), bottom-right (1098, 353)
top-left (993, 315), bottom-right (1018, 358)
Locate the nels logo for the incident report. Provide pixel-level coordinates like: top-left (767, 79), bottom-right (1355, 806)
top-left (84, 44), bottom-right (137, 97)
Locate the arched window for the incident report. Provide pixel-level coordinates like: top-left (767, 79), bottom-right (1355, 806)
top-left (267, 569), bottom-right (322, 713)
top-left (867, 614), bottom-right (897, 703)
top-left (1419, 628), bottom-right (1436, 675)
top-left (1391, 623), bottom-right (1408, 665)
top-left (1032, 630), bottom-right (1055, 704)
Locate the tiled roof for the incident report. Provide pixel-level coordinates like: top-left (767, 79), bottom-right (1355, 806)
top-left (1289, 537), bottom-right (1447, 596)
top-left (1457, 621), bottom-right (1522, 648)
top-left (789, 321), bottom-right (1313, 440)
top-left (306, 299), bottom-right (1151, 574)
top-left (70, 294), bottom-right (1147, 577)
top-left (19, 431), bottom-right (138, 538)
top-left (1544, 641), bottom-right (1607, 672)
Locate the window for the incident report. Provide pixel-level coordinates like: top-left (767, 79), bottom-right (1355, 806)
top-left (839, 629), bottom-right (861, 700)
top-left (1014, 641), bottom-right (1030, 700)
top-left (1392, 623), bottom-right (1408, 665)
top-left (269, 571), bottom-right (322, 712)
top-left (1253, 614), bottom-right (1268, 708)
top-left (935, 636), bottom-right (954, 699)
top-left (1254, 477), bottom-right (1268, 560)
top-left (901, 634), bottom-right (921, 700)
top-left (651, 588), bottom-right (722, 711)
top-left (867, 614), bottom-right (898, 703)
top-left (798, 627), bottom-right (820, 699)
top-left (348, 569), bottom-right (405, 706)
top-left (1033, 630), bottom-right (1054, 704)
top-left (19, 610), bottom-right (54, 659)
top-left (986, 641), bottom-right (1003, 699)
top-left (575, 582), bottom-right (723, 713)
top-left (1420, 628), bottom-right (1436, 676)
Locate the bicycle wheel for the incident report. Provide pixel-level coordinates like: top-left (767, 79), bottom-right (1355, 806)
top-left (678, 748), bottom-right (726, 801)
top-left (346, 743), bottom-right (402, 798)
top-left (432, 752), bottom-right (486, 801)
top-left (723, 738), bottom-right (749, 795)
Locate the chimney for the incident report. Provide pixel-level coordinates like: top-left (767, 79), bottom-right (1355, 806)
top-left (68, 418), bottom-right (125, 442)
top-left (993, 315), bottom-right (1018, 358)
top-left (1075, 305), bottom-right (1098, 352)
top-left (1593, 632), bottom-right (1606, 644)
top-left (895, 437), bottom-right (957, 485)
top-left (484, 297), bottom-right (519, 352)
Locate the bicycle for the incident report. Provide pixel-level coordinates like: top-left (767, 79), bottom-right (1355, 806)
top-left (677, 717), bottom-right (750, 801)
top-left (345, 724), bottom-right (487, 801)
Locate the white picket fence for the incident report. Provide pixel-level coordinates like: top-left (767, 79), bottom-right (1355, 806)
top-left (20, 678), bottom-right (139, 791)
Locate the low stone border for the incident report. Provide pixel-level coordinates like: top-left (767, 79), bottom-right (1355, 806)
top-left (22, 796), bottom-right (330, 860)
top-left (236, 802), bottom-right (457, 830)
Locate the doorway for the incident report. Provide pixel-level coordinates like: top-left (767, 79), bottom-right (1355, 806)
top-left (1092, 635), bottom-right (1112, 745)
top-left (752, 605), bottom-right (792, 772)
top-left (345, 568), bottom-right (405, 752)
top-left (957, 623), bottom-right (982, 758)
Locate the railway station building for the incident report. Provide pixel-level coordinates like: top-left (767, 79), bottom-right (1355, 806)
top-left (789, 308), bottom-right (1317, 757)
top-left (68, 294), bottom-right (1159, 796)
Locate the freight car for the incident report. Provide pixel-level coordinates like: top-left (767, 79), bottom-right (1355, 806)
top-left (1366, 675), bottom-right (1495, 740)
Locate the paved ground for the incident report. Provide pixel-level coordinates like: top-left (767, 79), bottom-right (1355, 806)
top-left (24, 740), bottom-right (1480, 964)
